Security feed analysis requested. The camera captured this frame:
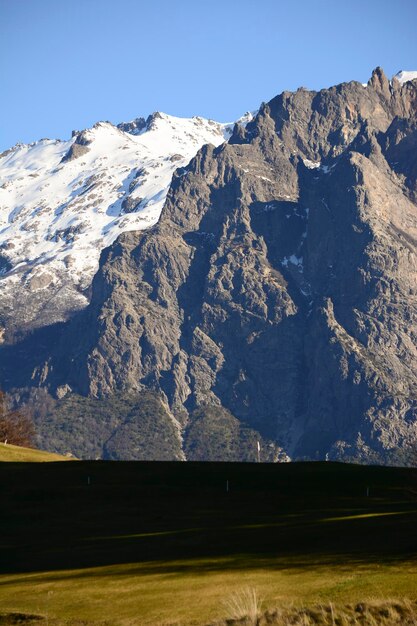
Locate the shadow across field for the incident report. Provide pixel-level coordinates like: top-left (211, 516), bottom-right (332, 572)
top-left (1, 461), bottom-right (417, 577)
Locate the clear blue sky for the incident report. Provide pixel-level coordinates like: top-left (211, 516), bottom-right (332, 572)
top-left (1, 0), bottom-right (417, 151)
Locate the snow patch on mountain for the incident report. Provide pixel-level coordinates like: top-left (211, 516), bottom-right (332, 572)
top-left (394, 70), bottom-right (417, 85)
top-left (0, 113), bottom-right (239, 336)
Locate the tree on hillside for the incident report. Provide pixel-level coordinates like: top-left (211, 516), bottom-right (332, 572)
top-left (0, 390), bottom-right (36, 447)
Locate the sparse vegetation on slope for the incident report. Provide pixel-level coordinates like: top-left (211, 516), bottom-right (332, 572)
top-left (15, 390), bottom-right (183, 460)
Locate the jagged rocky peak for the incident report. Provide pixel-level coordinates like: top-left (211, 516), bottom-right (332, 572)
top-left (2, 67), bottom-right (417, 463)
top-left (116, 117), bottom-right (147, 134)
top-left (145, 111), bottom-right (165, 130)
top-left (368, 66), bottom-right (390, 93)
top-left (235, 66), bottom-right (417, 160)
top-left (60, 128), bottom-right (94, 162)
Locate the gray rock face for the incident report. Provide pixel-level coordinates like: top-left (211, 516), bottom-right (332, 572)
top-left (116, 117), bottom-right (147, 134)
top-left (60, 129), bottom-right (92, 162)
top-left (2, 68), bottom-right (417, 462)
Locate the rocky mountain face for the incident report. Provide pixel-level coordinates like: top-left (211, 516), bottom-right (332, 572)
top-left (2, 68), bottom-right (417, 463)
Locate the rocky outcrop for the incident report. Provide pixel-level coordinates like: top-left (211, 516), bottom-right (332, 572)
top-left (60, 129), bottom-right (92, 162)
top-left (2, 68), bottom-right (417, 462)
top-left (116, 117), bottom-right (147, 134)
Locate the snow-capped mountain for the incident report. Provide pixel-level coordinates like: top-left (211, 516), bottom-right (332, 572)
top-left (2, 66), bottom-right (417, 464)
top-left (0, 112), bottom-right (254, 340)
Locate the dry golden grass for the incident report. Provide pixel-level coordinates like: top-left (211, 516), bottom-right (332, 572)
top-left (222, 587), bottom-right (263, 624)
top-left (1, 598), bottom-right (417, 626)
top-left (1, 558), bottom-right (417, 625)
top-left (0, 442), bottom-right (74, 462)
top-left (248, 598), bottom-right (417, 625)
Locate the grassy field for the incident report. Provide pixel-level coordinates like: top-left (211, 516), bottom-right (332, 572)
top-left (1, 461), bottom-right (416, 625)
top-left (0, 442), bottom-right (74, 463)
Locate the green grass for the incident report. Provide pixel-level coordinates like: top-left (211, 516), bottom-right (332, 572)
top-left (0, 442), bottom-right (74, 463)
top-left (0, 461), bottom-right (416, 624)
